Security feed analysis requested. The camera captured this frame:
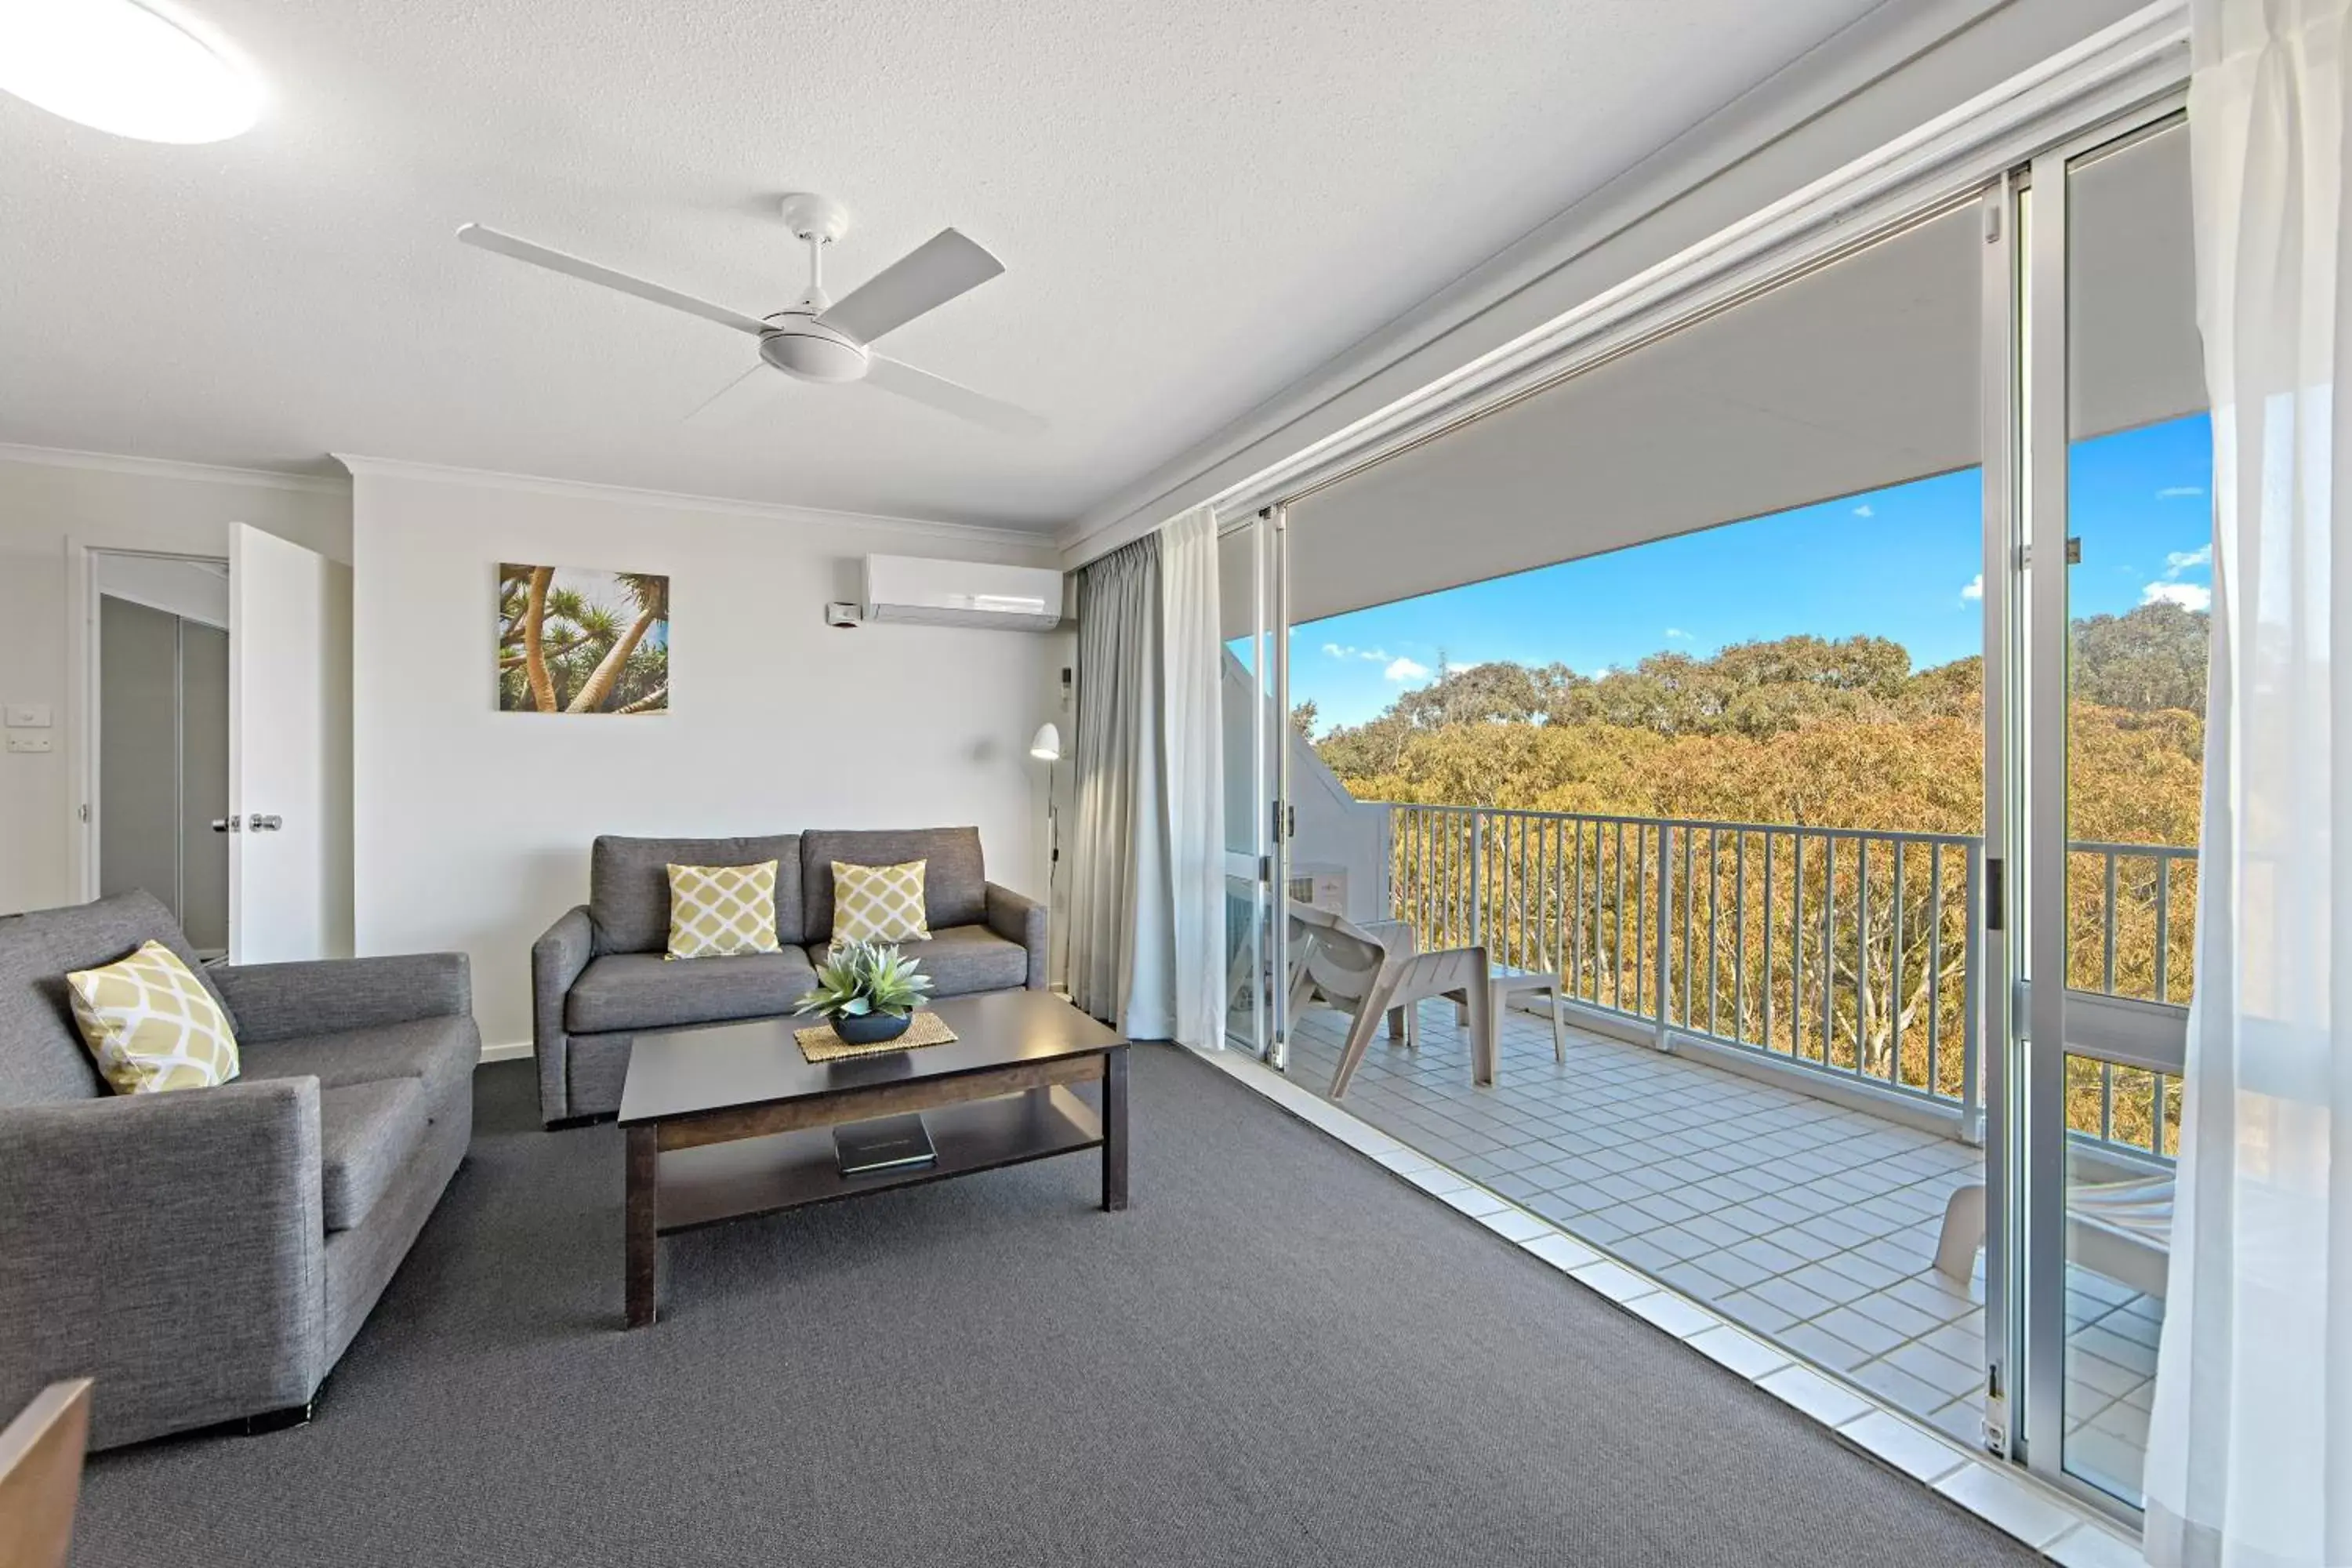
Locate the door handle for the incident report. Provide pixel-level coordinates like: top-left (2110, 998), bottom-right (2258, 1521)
top-left (248, 814), bottom-right (283, 833)
top-left (211, 817), bottom-right (240, 833)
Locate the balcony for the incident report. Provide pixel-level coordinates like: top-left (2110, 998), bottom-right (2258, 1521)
top-left (1247, 801), bottom-right (2185, 1498)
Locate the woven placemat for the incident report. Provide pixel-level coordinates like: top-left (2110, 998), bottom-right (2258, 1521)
top-left (794, 1011), bottom-right (959, 1063)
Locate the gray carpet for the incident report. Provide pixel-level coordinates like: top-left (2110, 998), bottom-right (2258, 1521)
top-left (74, 1048), bottom-right (2038, 1566)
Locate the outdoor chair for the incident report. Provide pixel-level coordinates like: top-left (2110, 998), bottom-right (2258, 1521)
top-left (1287, 905), bottom-right (1493, 1098)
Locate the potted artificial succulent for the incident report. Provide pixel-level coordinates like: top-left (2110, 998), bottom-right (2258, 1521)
top-left (794, 938), bottom-right (935, 1046)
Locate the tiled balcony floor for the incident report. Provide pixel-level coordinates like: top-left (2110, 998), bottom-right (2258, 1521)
top-left (1277, 999), bottom-right (2160, 1502)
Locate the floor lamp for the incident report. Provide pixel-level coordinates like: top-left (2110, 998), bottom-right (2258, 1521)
top-left (1029, 722), bottom-right (1063, 871)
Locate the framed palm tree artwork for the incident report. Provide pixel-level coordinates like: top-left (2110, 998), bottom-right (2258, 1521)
top-left (496, 564), bottom-right (670, 714)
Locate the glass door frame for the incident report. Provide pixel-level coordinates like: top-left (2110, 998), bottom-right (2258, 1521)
top-left (1218, 503), bottom-right (1294, 1064)
top-left (2015, 93), bottom-right (2192, 1522)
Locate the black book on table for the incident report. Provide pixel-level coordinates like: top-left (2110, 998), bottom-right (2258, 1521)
top-left (833, 1113), bottom-right (938, 1176)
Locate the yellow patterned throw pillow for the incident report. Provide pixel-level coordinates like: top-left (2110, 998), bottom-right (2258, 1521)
top-left (830, 859), bottom-right (930, 946)
top-left (67, 940), bottom-right (241, 1094)
top-left (666, 861), bottom-right (783, 959)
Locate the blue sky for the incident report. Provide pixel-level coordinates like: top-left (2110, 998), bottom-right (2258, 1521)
top-left (1278, 413), bottom-right (2213, 731)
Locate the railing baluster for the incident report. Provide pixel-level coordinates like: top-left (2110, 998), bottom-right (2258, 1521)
top-left (1573, 820), bottom-right (1586, 1000)
top-left (1733, 831), bottom-right (1748, 1044)
top-left (1929, 841), bottom-right (1944, 1100)
top-left (1524, 818), bottom-right (1543, 973)
top-left (2154, 850), bottom-right (2172, 1003)
top-left (1634, 824), bottom-right (1648, 1017)
top-left (1821, 835), bottom-right (1835, 1070)
top-left (1961, 845), bottom-right (1980, 1139)
top-left (1763, 831), bottom-right (1777, 1056)
top-left (1855, 837), bottom-right (1871, 1081)
top-left (1708, 829), bottom-right (1722, 1040)
top-left (1890, 838), bottom-right (1906, 1090)
top-left (1613, 820), bottom-right (1626, 1014)
top-left (1790, 833), bottom-right (1805, 1061)
top-left (2117, 846), bottom-right (2136, 992)
top-left (1655, 822), bottom-right (1674, 1045)
top-left (1684, 822), bottom-right (1703, 1029)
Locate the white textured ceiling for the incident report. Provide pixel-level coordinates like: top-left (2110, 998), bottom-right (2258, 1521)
top-left (0, 0), bottom-right (1893, 531)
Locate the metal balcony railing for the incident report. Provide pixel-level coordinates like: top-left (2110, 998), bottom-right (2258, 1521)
top-left (1374, 802), bottom-right (2191, 1158)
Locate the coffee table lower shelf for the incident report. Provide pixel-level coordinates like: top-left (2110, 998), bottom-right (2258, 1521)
top-left (656, 1085), bottom-right (1104, 1232)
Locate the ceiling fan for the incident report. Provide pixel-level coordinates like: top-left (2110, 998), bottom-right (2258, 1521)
top-left (456, 194), bottom-right (1044, 433)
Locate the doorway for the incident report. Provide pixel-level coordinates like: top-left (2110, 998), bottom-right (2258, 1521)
top-left (90, 554), bottom-right (232, 956)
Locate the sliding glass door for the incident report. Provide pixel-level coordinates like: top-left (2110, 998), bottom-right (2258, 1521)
top-left (1196, 82), bottom-right (2202, 1524)
top-left (2014, 107), bottom-right (2201, 1514)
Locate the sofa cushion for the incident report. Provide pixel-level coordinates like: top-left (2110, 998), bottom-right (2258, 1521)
top-left (564, 950), bottom-right (818, 1035)
top-left (66, 940), bottom-right (242, 1094)
top-left (592, 835), bottom-right (804, 954)
top-left (0, 890), bottom-right (232, 1107)
top-left (665, 860), bottom-right (784, 959)
top-left (801, 828), bottom-right (985, 940)
top-left (826, 859), bottom-right (931, 946)
top-left (318, 1078), bottom-right (426, 1232)
top-left (805, 922), bottom-right (1023, 999)
top-left (241, 1015), bottom-right (477, 1118)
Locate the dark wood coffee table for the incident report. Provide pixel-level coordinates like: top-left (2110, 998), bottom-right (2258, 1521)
top-left (615, 988), bottom-right (1128, 1327)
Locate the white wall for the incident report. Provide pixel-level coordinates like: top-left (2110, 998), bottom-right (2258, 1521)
top-left (348, 464), bottom-right (1062, 1048)
top-left (0, 449), bottom-right (350, 916)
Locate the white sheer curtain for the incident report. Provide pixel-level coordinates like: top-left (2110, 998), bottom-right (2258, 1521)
top-left (1159, 506), bottom-right (1227, 1049)
top-left (2143, 4), bottom-right (2351, 1563)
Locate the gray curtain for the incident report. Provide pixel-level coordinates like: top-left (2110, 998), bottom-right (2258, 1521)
top-left (1064, 533), bottom-right (1173, 1035)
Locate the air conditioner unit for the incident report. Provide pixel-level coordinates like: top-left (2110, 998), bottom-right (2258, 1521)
top-left (862, 555), bottom-right (1062, 631)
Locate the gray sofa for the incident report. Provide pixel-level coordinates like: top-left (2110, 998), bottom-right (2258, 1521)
top-left (0, 890), bottom-right (477, 1450)
top-left (532, 826), bottom-right (1047, 1127)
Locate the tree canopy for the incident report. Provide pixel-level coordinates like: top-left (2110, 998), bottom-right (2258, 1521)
top-left (1310, 603), bottom-right (2208, 846)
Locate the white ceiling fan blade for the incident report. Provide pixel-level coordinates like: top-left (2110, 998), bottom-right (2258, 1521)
top-left (457, 223), bottom-right (768, 337)
top-left (866, 354), bottom-right (1045, 434)
top-left (683, 362), bottom-right (791, 426)
top-left (816, 229), bottom-right (1004, 345)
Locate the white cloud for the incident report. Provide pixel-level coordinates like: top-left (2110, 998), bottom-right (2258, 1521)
top-left (2143, 580), bottom-right (2212, 612)
top-left (1664, 627), bottom-right (1690, 641)
top-left (2157, 485), bottom-right (2206, 499)
top-left (2165, 545), bottom-right (2212, 572)
top-left (1853, 503), bottom-right (1875, 518)
top-left (1961, 574), bottom-right (1984, 603)
top-left (1319, 642), bottom-right (1389, 662)
top-left (1382, 656), bottom-right (1431, 683)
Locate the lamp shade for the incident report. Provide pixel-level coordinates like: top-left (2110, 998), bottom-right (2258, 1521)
top-left (1029, 722), bottom-right (1063, 761)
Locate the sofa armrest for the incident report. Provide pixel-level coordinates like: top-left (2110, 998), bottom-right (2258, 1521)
top-left (985, 882), bottom-right (1048, 990)
top-left (213, 953), bottom-right (472, 1045)
top-left (532, 906), bottom-right (595, 1123)
top-left (0, 1080), bottom-right (325, 1447)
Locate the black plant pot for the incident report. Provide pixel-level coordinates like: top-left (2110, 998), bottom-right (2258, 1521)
top-left (831, 1009), bottom-right (912, 1047)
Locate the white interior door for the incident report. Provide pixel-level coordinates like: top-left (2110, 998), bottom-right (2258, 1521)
top-left (227, 523), bottom-right (352, 964)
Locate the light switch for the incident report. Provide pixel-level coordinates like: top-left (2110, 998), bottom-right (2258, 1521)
top-left (4, 704), bottom-right (51, 728)
top-left (6, 735), bottom-right (54, 753)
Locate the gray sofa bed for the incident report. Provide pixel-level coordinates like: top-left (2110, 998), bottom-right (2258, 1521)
top-left (0, 890), bottom-right (477, 1449)
top-left (531, 826), bottom-right (1047, 1127)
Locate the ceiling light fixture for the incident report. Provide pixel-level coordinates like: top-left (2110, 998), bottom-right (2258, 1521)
top-left (0, 0), bottom-right (261, 143)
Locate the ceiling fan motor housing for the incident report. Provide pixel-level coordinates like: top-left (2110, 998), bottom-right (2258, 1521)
top-left (759, 311), bottom-right (869, 383)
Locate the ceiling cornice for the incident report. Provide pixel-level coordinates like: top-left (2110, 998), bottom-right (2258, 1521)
top-left (331, 453), bottom-right (1059, 552)
top-left (0, 441), bottom-right (350, 495)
